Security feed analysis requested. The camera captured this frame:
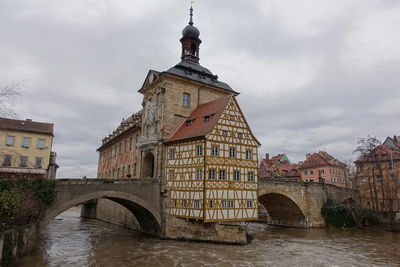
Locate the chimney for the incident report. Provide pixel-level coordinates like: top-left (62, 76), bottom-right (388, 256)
top-left (265, 153), bottom-right (269, 160)
top-left (306, 153), bottom-right (311, 160)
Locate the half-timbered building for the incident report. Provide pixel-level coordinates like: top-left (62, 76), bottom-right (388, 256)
top-left (165, 95), bottom-right (260, 222)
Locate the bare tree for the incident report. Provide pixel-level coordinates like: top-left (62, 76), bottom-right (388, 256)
top-left (354, 136), bottom-right (381, 211)
top-left (0, 82), bottom-right (22, 118)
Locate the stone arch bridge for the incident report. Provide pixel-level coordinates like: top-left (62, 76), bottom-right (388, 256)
top-left (42, 178), bottom-right (162, 235)
top-left (42, 178), bottom-right (356, 236)
top-left (258, 179), bottom-right (357, 228)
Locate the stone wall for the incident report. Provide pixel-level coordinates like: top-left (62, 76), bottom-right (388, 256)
top-left (96, 198), bottom-right (140, 230)
top-left (164, 215), bottom-right (247, 244)
top-left (0, 224), bottom-right (39, 265)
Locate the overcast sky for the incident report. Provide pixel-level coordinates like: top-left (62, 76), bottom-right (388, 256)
top-left (1, 0), bottom-right (399, 177)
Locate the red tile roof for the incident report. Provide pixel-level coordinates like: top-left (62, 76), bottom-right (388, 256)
top-left (300, 151), bottom-right (346, 169)
top-left (0, 117), bottom-right (53, 135)
top-left (165, 96), bottom-right (231, 143)
top-left (355, 144), bottom-right (400, 163)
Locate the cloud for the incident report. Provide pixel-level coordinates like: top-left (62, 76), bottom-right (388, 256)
top-left (0, 0), bottom-right (399, 177)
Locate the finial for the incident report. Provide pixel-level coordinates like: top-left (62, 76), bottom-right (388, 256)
top-left (189, 4), bottom-right (194, 26)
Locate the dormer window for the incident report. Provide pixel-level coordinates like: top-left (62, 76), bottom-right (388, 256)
top-left (185, 119), bottom-right (195, 126)
top-left (204, 113), bottom-right (214, 122)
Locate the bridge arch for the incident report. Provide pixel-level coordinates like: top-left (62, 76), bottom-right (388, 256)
top-left (259, 192), bottom-right (309, 228)
top-left (42, 190), bottom-right (161, 235)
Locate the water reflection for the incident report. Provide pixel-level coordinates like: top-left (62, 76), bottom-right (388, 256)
top-left (19, 207), bottom-right (400, 267)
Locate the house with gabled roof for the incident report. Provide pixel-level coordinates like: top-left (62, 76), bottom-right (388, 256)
top-left (299, 151), bottom-right (348, 187)
top-left (164, 95), bottom-right (260, 222)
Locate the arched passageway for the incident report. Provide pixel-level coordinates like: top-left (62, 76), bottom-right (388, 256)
top-left (143, 152), bottom-right (155, 178)
top-left (259, 193), bottom-right (308, 228)
top-left (42, 191), bottom-right (161, 235)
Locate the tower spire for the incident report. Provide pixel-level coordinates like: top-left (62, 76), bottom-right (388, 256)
top-left (180, 4), bottom-right (201, 63)
top-left (189, 5), bottom-right (194, 26)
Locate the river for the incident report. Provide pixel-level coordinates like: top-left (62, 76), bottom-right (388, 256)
top-left (19, 207), bottom-right (400, 266)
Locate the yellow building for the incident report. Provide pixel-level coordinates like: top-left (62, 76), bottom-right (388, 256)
top-left (0, 117), bottom-right (56, 178)
top-left (165, 96), bottom-right (260, 222)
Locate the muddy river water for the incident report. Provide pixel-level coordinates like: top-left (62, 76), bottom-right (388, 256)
top-left (19, 207), bottom-right (400, 266)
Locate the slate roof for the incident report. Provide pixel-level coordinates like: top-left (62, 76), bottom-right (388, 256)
top-left (165, 95), bottom-right (231, 144)
top-left (164, 60), bottom-right (239, 95)
top-left (0, 117), bottom-right (53, 135)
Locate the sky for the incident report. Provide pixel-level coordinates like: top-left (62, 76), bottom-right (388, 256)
top-left (0, 0), bottom-right (399, 178)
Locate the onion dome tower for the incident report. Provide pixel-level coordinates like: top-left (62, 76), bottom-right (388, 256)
top-left (180, 6), bottom-right (202, 63)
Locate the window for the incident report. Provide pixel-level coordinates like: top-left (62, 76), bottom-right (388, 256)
top-left (194, 200), bottom-right (200, 209)
top-left (211, 145), bottom-right (219, 156)
top-left (130, 137), bottom-right (133, 150)
top-left (127, 165), bottom-right (131, 176)
top-left (6, 136), bottom-right (15, 146)
top-left (156, 93), bottom-right (161, 107)
top-left (310, 178), bottom-right (315, 182)
top-left (169, 170), bottom-right (175, 180)
top-left (35, 157), bottom-right (43, 168)
top-left (304, 170), bottom-right (308, 175)
top-left (117, 168), bottom-right (120, 177)
top-left (196, 145), bottom-right (203, 156)
top-left (229, 147), bottom-right (236, 158)
top-left (3, 155), bottom-right (11, 166)
top-left (361, 177), bottom-right (367, 183)
top-left (237, 133), bottom-right (243, 139)
top-left (222, 131), bottom-right (228, 137)
top-left (209, 200), bottom-right (214, 208)
top-left (119, 143), bottom-right (122, 154)
top-left (310, 170), bottom-right (314, 175)
top-left (122, 166), bottom-right (125, 177)
top-left (168, 148), bottom-right (175, 159)
top-left (219, 170), bottom-right (226, 180)
top-left (22, 137), bottom-right (31, 148)
top-left (196, 169), bottom-right (202, 180)
top-left (20, 156), bottom-right (28, 167)
top-left (204, 114), bottom-right (214, 122)
top-left (183, 93), bottom-right (190, 108)
top-left (133, 163), bottom-right (137, 176)
top-left (376, 176), bottom-right (382, 182)
top-left (319, 169), bottom-right (325, 174)
top-left (221, 200), bottom-right (227, 208)
top-left (228, 200), bottom-right (234, 208)
top-left (233, 171), bottom-right (240, 181)
top-left (229, 115), bottom-right (235, 121)
top-left (182, 200), bottom-right (187, 208)
top-left (173, 200), bottom-right (177, 207)
top-left (208, 169), bottom-right (216, 180)
top-left (124, 140), bottom-right (127, 152)
top-left (248, 171), bottom-right (255, 182)
top-left (390, 174), bottom-right (397, 181)
top-left (135, 134), bottom-right (139, 144)
top-left (185, 119), bottom-right (194, 126)
top-left (246, 150), bottom-right (252, 160)
top-left (247, 200), bottom-right (253, 208)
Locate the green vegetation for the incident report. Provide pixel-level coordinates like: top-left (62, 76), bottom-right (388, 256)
top-left (321, 203), bottom-right (380, 228)
top-left (0, 178), bottom-right (57, 232)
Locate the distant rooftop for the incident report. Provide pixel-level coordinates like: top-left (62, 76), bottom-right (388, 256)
top-left (0, 117), bottom-right (54, 135)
